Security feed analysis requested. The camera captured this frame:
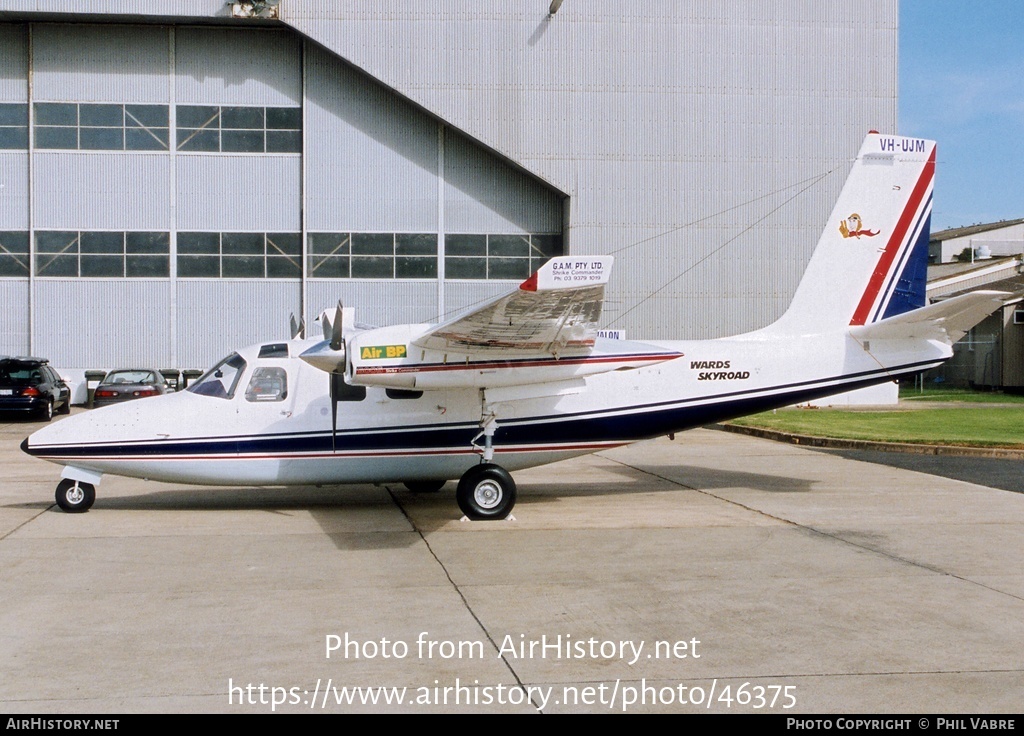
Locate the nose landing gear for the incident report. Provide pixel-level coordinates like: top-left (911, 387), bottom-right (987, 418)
top-left (55, 478), bottom-right (96, 513)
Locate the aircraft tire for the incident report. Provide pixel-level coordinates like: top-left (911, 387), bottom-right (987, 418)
top-left (456, 464), bottom-right (516, 520)
top-left (403, 480), bottom-right (447, 493)
top-left (55, 479), bottom-right (95, 513)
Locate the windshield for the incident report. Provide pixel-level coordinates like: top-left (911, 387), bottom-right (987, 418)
top-left (187, 353), bottom-right (247, 399)
top-left (103, 370), bottom-right (159, 385)
top-left (0, 362), bottom-right (43, 385)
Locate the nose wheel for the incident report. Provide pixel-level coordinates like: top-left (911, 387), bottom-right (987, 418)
top-left (55, 478), bottom-right (96, 513)
top-left (456, 463), bottom-right (516, 520)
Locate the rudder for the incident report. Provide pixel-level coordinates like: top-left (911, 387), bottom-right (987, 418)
top-left (769, 132), bottom-right (935, 334)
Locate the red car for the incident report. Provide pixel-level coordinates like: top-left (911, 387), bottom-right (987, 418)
top-left (93, 369), bottom-right (172, 408)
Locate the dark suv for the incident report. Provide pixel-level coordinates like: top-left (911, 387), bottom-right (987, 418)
top-left (0, 357), bottom-right (71, 421)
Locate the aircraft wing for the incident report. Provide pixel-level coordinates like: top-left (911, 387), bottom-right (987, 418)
top-left (849, 290), bottom-right (1011, 344)
top-left (413, 257), bottom-right (613, 354)
top-left (338, 255), bottom-right (684, 390)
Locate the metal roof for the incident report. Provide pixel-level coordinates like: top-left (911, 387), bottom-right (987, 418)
top-left (930, 218), bottom-right (1024, 242)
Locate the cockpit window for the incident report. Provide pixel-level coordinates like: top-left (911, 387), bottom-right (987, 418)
top-left (245, 367), bottom-right (288, 402)
top-left (258, 343), bottom-right (289, 359)
top-left (187, 353), bottom-right (247, 399)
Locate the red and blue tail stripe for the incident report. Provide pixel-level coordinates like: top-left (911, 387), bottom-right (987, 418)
top-left (848, 144), bottom-right (935, 326)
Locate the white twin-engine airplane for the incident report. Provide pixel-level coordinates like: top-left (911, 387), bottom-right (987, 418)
top-left (23, 133), bottom-right (1010, 519)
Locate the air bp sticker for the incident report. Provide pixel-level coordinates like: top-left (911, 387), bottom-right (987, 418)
top-left (360, 345), bottom-right (407, 360)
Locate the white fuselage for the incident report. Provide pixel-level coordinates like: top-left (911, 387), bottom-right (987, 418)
top-left (24, 331), bottom-right (949, 487)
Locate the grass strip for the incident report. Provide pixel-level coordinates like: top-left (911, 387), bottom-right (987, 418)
top-left (728, 406), bottom-right (1024, 448)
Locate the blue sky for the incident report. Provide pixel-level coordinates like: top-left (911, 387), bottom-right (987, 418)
top-left (900, 1), bottom-right (1024, 232)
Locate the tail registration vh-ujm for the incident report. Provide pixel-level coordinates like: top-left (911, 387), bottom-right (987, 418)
top-left (23, 133), bottom-right (1010, 519)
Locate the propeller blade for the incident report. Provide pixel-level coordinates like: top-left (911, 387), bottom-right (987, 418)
top-left (320, 310), bottom-right (333, 342)
top-left (289, 313), bottom-right (306, 340)
top-left (330, 300), bottom-right (344, 351)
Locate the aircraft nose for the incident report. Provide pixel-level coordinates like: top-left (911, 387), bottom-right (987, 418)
top-left (20, 436), bottom-right (32, 455)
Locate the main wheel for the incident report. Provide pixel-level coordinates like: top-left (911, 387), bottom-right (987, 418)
top-left (456, 464), bottom-right (516, 520)
top-left (403, 480), bottom-right (447, 493)
top-left (55, 479), bottom-right (95, 513)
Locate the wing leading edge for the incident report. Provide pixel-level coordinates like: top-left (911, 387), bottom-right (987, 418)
top-left (319, 256), bottom-right (684, 390)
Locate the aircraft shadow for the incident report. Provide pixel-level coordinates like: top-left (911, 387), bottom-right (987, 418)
top-left (5, 464), bottom-right (813, 552)
top-left (516, 461), bottom-right (816, 497)
top-left (7, 484), bottom-right (392, 513)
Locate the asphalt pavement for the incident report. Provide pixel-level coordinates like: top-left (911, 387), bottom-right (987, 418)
top-left (2, 411), bottom-right (1022, 713)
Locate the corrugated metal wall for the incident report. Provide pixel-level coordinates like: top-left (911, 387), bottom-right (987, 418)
top-left (0, 281), bottom-right (29, 355)
top-left (0, 152), bottom-right (28, 229)
top-left (304, 45), bottom-right (439, 234)
top-left (2, 17), bottom-right (568, 372)
top-left (34, 153), bottom-right (172, 230)
top-left (284, 0), bottom-right (898, 339)
top-left (34, 280), bottom-right (172, 366)
top-left (176, 155), bottom-right (300, 232)
top-left (176, 281), bottom-right (299, 367)
top-left (0, 25), bottom-right (29, 355)
top-left (175, 27), bottom-right (301, 106)
top-left (0, 1), bottom-right (898, 375)
top-left (33, 24), bottom-right (169, 103)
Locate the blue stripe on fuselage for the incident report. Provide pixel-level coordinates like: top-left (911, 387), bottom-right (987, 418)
top-left (25, 359), bottom-right (938, 461)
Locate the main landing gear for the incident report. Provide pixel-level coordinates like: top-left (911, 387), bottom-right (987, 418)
top-left (456, 463), bottom-right (517, 520)
top-left (55, 478), bottom-right (96, 513)
top-left (455, 410), bottom-right (517, 520)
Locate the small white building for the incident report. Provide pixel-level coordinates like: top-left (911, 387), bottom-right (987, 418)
top-left (929, 219), bottom-right (1024, 264)
top-left (925, 256), bottom-right (1024, 391)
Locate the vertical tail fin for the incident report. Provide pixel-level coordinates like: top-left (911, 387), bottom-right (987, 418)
top-left (770, 133), bottom-right (935, 334)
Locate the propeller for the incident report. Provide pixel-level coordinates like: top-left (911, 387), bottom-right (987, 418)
top-left (325, 301), bottom-right (345, 452)
top-left (289, 313), bottom-right (305, 340)
top-left (320, 310), bottom-right (332, 341)
top-left (330, 301), bottom-right (344, 351)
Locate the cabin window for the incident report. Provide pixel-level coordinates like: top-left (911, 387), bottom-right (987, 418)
top-left (245, 367), bottom-right (288, 402)
top-left (187, 353), bottom-right (247, 399)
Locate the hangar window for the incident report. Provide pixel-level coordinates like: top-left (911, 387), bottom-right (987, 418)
top-left (178, 232), bottom-right (301, 278)
top-left (33, 103), bottom-right (169, 151)
top-left (444, 233), bottom-right (561, 280)
top-left (176, 105), bottom-right (301, 153)
top-left (0, 232), bottom-right (29, 277)
top-left (0, 104), bottom-right (28, 149)
top-left (308, 232), bottom-right (438, 279)
top-left (34, 231), bottom-right (170, 277)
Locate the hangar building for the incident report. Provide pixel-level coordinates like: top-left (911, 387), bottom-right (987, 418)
top-left (0, 1), bottom-right (898, 385)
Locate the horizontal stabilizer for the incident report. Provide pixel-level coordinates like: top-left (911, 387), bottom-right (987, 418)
top-left (849, 290), bottom-right (1011, 344)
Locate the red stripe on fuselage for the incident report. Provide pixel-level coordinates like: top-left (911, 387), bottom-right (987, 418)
top-left (355, 352), bottom-right (681, 376)
top-left (40, 442), bottom-right (626, 464)
top-left (849, 145), bottom-right (935, 326)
